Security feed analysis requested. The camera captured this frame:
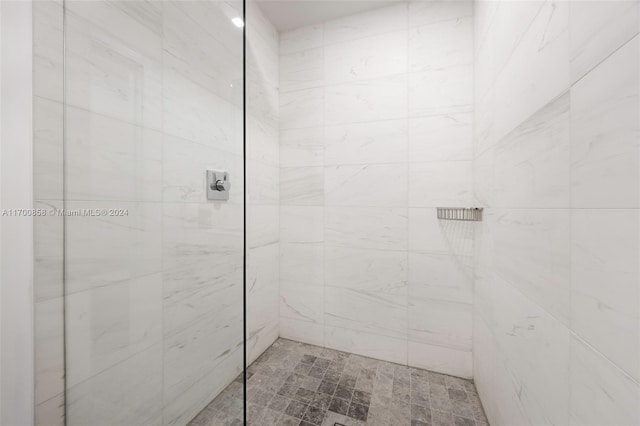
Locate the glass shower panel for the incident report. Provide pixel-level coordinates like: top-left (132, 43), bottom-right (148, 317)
top-left (62, 1), bottom-right (245, 424)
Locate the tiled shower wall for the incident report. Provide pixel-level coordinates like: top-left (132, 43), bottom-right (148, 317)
top-left (32, 0), bottom-right (279, 424)
top-left (473, 1), bottom-right (640, 425)
top-left (278, 1), bottom-right (475, 378)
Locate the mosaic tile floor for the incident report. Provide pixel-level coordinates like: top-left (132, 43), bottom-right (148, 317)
top-left (189, 338), bottom-right (489, 426)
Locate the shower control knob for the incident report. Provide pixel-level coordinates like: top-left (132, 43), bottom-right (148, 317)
top-left (213, 178), bottom-right (229, 192)
top-left (206, 170), bottom-right (230, 201)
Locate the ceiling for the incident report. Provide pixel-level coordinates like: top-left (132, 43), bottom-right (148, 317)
top-left (256, 0), bottom-right (402, 32)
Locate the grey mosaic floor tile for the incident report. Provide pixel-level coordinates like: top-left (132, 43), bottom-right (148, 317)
top-left (188, 338), bottom-right (490, 426)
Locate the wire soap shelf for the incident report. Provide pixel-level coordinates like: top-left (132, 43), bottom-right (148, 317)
top-left (437, 207), bottom-right (483, 222)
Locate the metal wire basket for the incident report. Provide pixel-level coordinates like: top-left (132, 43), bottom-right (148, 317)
top-left (436, 207), bottom-right (483, 222)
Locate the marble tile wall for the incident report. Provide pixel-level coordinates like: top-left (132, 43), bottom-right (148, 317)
top-left (32, 0), bottom-right (279, 424)
top-left (278, 1), bottom-right (475, 379)
top-left (473, 0), bottom-right (640, 424)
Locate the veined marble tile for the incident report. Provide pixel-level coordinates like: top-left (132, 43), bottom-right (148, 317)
top-left (65, 106), bottom-right (162, 202)
top-left (35, 297), bottom-right (64, 405)
top-left (280, 242), bottom-right (324, 286)
top-left (409, 113), bottom-right (472, 163)
top-left (408, 208), bottom-right (476, 255)
top-left (247, 0), bottom-right (278, 58)
top-left (34, 97), bottom-right (63, 201)
top-left (571, 209), bottom-right (639, 382)
top-left (280, 281), bottom-right (324, 324)
top-left (492, 209), bottom-right (571, 325)
top-left (34, 200), bottom-right (63, 302)
top-left (246, 65), bottom-right (279, 129)
top-left (247, 205), bottom-right (279, 249)
top-left (280, 24), bottom-right (323, 55)
top-left (325, 207), bottom-right (408, 251)
top-left (569, 336), bottom-right (640, 426)
top-left (33, 0), bottom-right (63, 102)
top-left (163, 69), bottom-right (243, 155)
top-left (325, 286), bottom-right (407, 339)
top-left (325, 75), bottom-right (408, 125)
top-left (409, 65), bottom-right (472, 117)
top-left (65, 1), bottom-right (162, 129)
top-left (65, 201), bottom-right (162, 295)
top-left (163, 1), bottom-right (242, 107)
top-left (323, 3), bottom-right (408, 45)
top-left (408, 252), bottom-right (473, 305)
top-left (280, 88), bottom-right (324, 130)
top-left (324, 30), bottom-right (407, 85)
top-left (66, 343), bottom-right (163, 426)
top-left (571, 36), bottom-right (639, 209)
top-left (324, 119), bottom-right (408, 166)
top-left (324, 326), bottom-right (407, 365)
top-left (408, 341), bottom-right (472, 379)
top-left (280, 47), bottom-right (324, 93)
top-left (408, 298), bottom-right (472, 350)
top-left (163, 134), bottom-right (243, 205)
top-left (408, 17), bottom-right (472, 73)
top-left (324, 164), bottom-right (408, 207)
top-left (570, 0), bottom-right (639, 83)
top-left (280, 167), bottom-right (324, 205)
top-left (409, 161), bottom-right (473, 207)
top-left (472, 147), bottom-right (494, 208)
top-left (324, 246), bottom-right (407, 294)
top-left (493, 93), bottom-right (571, 209)
top-left (246, 115), bottom-right (279, 167)
top-left (36, 391), bottom-right (64, 426)
top-left (280, 127), bottom-right (324, 167)
top-left (66, 273), bottom-right (163, 387)
top-left (280, 206), bottom-right (324, 244)
top-left (280, 317), bottom-right (325, 347)
top-left (247, 160), bottom-right (279, 205)
top-left (409, 0), bottom-right (473, 28)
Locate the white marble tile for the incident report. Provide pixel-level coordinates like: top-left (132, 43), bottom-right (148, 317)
top-left (408, 298), bottom-right (472, 350)
top-left (34, 200), bottom-right (63, 302)
top-left (65, 201), bottom-right (162, 294)
top-left (569, 336), bottom-right (640, 426)
top-left (66, 343), bottom-right (163, 426)
top-left (323, 3), bottom-right (408, 45)
top-left (280, 47), bottom-right (324, 93)
top-left (571, 209), bottom-right (639, 381)
top-left (409, 113), bottom-right (472, 163)
top-left (280, 88), bottom-right (324, 130)
top-left (65, 106), bottom-right (162, 202)
top-left (280, 127), bottom-right (324, 167)
top-left (492, 209), bottom-right (571, 325)
top-left (325, 164), bottom-right (408, 207)
top-left (325, 207), bottom-right (408, 251)
top-left (163, 69), bottom-right (243, 155)
top-left (247, 64), bottom-right (279, 129)
top-left (571, 36), bottom-right (639, 208)
top-left (409, 65), bottom-right (472, 117)
top-left (163, 134), bottom-right (243, 204)
top-left (408, 341), bottom-right (472, 379)
top-left (325, 286), bottom-right (407, 339)
top-left (408, 17), bottom-right (472, 72)
top-left (246, 116), bottom-right (279, 167)
top-left (408, 208), bottom-right (476, 255)
top-left (325, 119), bottom-right (408, 166)
top-left (36, 391), bottom-right (64, 426)
top-left (280, 281), bottom-right (324, 324)
top-left (33, 0), bottom-right (63, 102)
top-left (570, 0), bottom-right (639, 83)
top-left (325, 75), bottom-right (408, 125)
top-left (65, 273), bottom-right (163, 387)
top-left (409, 161), bottom-right (473, 207)
top-left (493, 93), bottom-right (571, 209)
top-left (324, 31), bottom-right (407, 85)
top-left (408, 252), bottom-right (472, 304)
top-left (280, 206), bottom-right (324, 243)
top-left (409, 0), bottom-right (473, 28)
top-left (280, 167), bottom-right (324, 205)
top-left (324, 326), bottom-right (407, 365)
top-left (33, 97), bottom-right (63, 201)
top-left (280, 24), bottom-right (323, 55)
top-left (280, 242), bottom-right (324, 286)
top-left (324, 246), bottom-right (407, 294)
top-left (247, 205), bottom-right (279, 249)
top-left (247, 160), bottom-right (279, 205)
top-left (35, 297), bottom-right (64, 405)
top-left (280, 317), bottom-right (325, 347)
